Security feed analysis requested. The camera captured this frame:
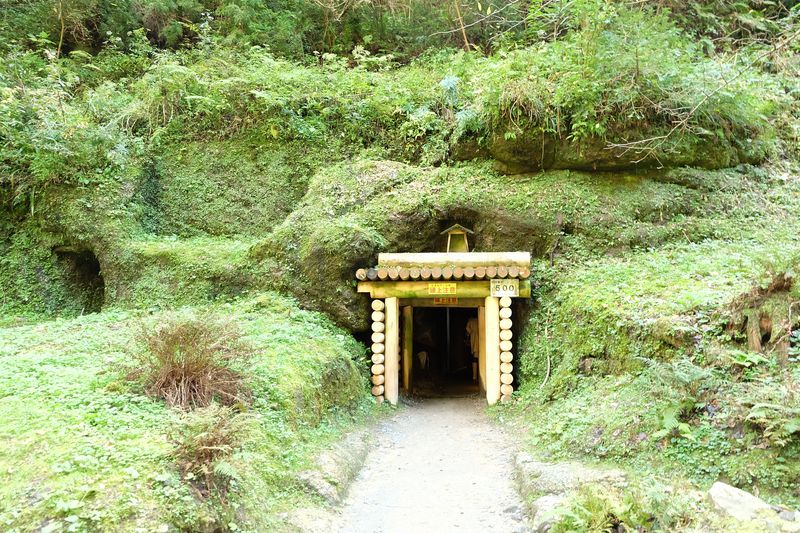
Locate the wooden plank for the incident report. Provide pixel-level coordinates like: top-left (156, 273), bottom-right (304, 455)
top-left (384, 297), bottom-right (400, 406)
top-left (378, 252), bottom-right (531, 268)
top-left (357, 280), bottom-right (531, 299)
top-left (398, 298), bottom-right (485, 308)
top-left (402, 306), bottom-right (413, 393)
top-left (484, 296), bottom-right (501, 405)
top-left (478, 306), bottom-right (486, 392)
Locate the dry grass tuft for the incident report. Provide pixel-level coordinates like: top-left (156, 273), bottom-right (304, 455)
top-left (130, 312), bottom-right (253, 409)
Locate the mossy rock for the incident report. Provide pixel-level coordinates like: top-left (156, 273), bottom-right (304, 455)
top-left (154, 135), bottom-right (340, 236)
top-left (483, 130), bottom-right (768, 174)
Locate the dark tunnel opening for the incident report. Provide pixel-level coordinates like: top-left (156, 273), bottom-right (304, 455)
top-left (54, 247), bottom-right (105, 313)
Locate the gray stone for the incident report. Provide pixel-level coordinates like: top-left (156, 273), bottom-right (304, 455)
top-left (707, 482), bottom-right (800, 532)
top-left (530, 493), bottom-right (567, 533)
top-left (295, 429), bottom-right (371, 505)
top-left (514, 452), bottom-right (627, 497)
top-left (708, 482), bottom-right (774, 522)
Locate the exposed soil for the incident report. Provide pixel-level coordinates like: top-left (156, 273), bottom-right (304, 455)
top-left (334, 397), bottom-right (529, 532)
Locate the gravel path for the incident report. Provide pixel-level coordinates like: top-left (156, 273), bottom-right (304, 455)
top-left (334, 397), bottom-right (529, 533)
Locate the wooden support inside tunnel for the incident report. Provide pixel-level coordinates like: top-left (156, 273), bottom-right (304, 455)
top-left (402, 306), bottom-right (413, 393)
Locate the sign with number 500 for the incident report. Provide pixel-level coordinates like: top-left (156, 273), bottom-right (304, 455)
top-left (490, 278), bottom-right (519, 297)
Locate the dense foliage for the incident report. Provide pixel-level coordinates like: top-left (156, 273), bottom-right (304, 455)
top-left (1, 0), bottom-right (799, 530)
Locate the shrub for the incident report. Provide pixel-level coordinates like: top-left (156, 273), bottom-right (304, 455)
top-left (170, 404), bottom-right (249, 500)
top-left (130, 312), bottom-right (253, 409)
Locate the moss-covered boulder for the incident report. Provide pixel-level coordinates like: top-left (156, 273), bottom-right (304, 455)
top-left (484, 129), bottom-right (769, 174)
top-left (250, 159), bottom-right (773, 331)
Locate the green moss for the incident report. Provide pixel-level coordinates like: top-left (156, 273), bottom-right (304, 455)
top-left (155, 135), bottom-right (343, 237)
top-left (0, 294), bottom-right (374, 531)
top-left (103, 236), bottom-right (272, 309)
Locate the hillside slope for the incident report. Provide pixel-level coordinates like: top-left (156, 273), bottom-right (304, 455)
top-left (1, 0), bottom-right (799, 530)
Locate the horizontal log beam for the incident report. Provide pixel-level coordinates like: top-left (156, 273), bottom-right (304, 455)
top-left (358, 280), bottom-right (531, 299)
top-left (398, 298), bottom-right (487, 308)
top-left (377, 252), bottom-right (531, 268)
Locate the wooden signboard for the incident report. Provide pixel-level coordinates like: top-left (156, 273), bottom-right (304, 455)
top-left (428, 282), bottom-right (457, 295)
top-left (490, 278), bottom-right (519, 297)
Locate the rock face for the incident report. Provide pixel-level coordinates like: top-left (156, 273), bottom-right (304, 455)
top-left (530, 494), bottom-right (567, 533)
top-left (481, 130), bottom-right (766, 174)
top-left (514, 452), bottom-right (627, 496)
top-left (708, 482), bottom-right (800, 532)
top-left (708, 482), bottom-right (774, 522)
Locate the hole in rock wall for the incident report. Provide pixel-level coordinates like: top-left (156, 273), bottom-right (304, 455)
top-left (54, 248), bottom-right (105, 313)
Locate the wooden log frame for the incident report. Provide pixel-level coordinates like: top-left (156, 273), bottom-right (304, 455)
top-left (499, 297), bottom-right (513, 403)
top-left (359, 254), bottom-right (530, 406)
top-left (378, 252), bottom-right (531, 268)
top-left (370, 299), bottom-right (386, 403)
top-left (357, 280), bottom-right (532, 299)
top-left (384, 297), bottom-right (400, 405)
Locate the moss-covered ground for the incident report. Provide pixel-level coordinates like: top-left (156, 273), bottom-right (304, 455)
top-left (0, 293), bottom-right (374, 532)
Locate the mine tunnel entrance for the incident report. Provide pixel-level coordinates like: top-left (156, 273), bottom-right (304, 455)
top-left (356, 225), bottom-right (531, 406)
top-left (411, 307), bottom-right (480, 397)
top-left (54, 247), bottom-right (105, 313)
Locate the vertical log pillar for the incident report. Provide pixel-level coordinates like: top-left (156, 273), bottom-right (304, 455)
top-left (478, 306), bottom-right (486, 391)
top-left (484, 296), bottom-right (501, 405)
top-left (499, 296), bottom-right (514, 403)
top-left (384, 297), bottom-right (400, 405)
top-left (402, 306), bottom-right (413, 393)
top-left (370, 299), bottom-right (386, 403)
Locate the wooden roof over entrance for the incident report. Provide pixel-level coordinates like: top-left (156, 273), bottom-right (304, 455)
top-left (355, 252), bottom-right (532, 282)
top-left (355, 251), bottom-right (532, 299)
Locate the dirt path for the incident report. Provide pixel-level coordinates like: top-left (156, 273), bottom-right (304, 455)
top-left (334, 397), bottom-right (529, 533)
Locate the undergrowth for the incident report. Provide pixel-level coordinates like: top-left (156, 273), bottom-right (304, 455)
top-left (129, 312), bottom-right (253, 409)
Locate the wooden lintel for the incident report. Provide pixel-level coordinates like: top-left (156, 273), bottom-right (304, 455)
top-left (357, 280), bottom-right (531, 299)
top-left (398, 298), bottom-right (486, 308)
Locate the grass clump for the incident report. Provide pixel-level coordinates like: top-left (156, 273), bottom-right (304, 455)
top-left (130, 312), bottom-right (253, 409)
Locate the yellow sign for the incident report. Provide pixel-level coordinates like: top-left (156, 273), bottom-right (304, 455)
top-left (428, 282), bottom-right (457, 296)
top-left (433, 297), bottom-right (459, 305)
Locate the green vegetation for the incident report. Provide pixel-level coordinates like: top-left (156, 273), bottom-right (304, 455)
top-left (513, 167), bottom-right (800, 509)
top-left (1, 0), bottom-right (799, 529)
top-left (0, 293), bottom-right (372, 531)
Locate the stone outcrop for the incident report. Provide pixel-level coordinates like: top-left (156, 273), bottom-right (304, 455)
top-left (708, 482), bottom-right (800, 532)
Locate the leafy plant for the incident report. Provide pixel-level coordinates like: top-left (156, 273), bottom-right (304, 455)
top-left (170, 403), bottom-right (249, 500)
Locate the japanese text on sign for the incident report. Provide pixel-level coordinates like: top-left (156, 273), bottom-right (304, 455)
top-left (428, 282), bottom-right (457, 296)
top-left (490, 278), bottom-right (519, 297)
top-left (433, 297), bottom-right (459, 305)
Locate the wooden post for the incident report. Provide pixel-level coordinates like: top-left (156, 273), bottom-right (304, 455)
top-left (478, 306), bottom-right (486, 391)
top-left (402, 306), bottom-right (413, 393)
top-left (484, 296), bottom-right (501, 405)
top-left (370, 299), bottom-right (386, 403)
top-left (499, 298), bottom-right (513, 403)
top-left (384, 297), bottom-right (400, 405)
